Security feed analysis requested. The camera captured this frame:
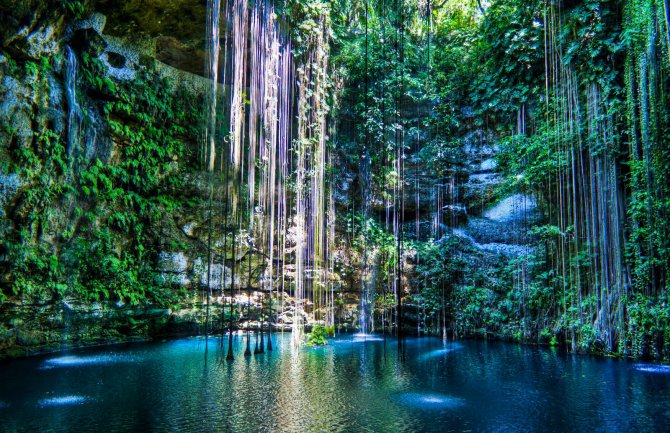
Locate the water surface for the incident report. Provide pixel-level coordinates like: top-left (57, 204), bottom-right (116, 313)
top-left (1, 334), bottom-right (669, 432)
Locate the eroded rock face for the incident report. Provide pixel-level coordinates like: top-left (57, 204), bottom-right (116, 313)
top-left (0, 76), bottom-right (34, 149)
top-left (0, 1), bottom-right (356, 360)
top-left (99, 35), bottom-right (139, 80)
top-left (461, 129), bottom-right (503, 214)
top-left (0, 0), bottom-right (54, 49)
top-left (92, 0), bottom-right (208, 75)
top-left (157, 252), bottom-right (190, 286)
top-left (483, 194), bottom-right (538, 223)
top-left (156, 36), bottom-right (205, 76)
top-left (0, 0), bottom-right (527, 357)
top-left (0, 174), bottom-right (22, 229)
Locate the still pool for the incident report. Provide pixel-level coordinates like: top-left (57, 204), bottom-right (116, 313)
top-left (1, 334), bottom-right (670, 432)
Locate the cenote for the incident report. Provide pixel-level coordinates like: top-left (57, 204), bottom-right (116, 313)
top-left (2, 0), bottom-right (670, 431)
top-left (1, 334), bottom-right (670, 432)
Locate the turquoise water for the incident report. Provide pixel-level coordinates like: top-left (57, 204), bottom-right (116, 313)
top-left (1, 334), bottom-right (670, 432)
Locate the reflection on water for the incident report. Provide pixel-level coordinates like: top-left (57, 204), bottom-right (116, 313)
top-left (397, 392), bottom-right (465, 410)
top-left (634, 363), bottom-right (670, 374)
top-left (350, 333), bottom-right (385, 342)
top-left (418, 343), bottom-right (463, 361)
top-left (0, 334), bottom-right (669, 432)
top-left (41, 354), bottom-right (137, 369)
top-left (38, 395), bottom-right (88, 407)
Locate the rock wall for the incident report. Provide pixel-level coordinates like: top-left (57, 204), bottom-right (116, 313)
top-left (0, 1), bottom-right (365, 359)
top-left (0, 0), bottom-right (542, 358)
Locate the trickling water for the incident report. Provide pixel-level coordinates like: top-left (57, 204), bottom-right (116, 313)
top-left (359, 306), bottom-right (368, 334)
top-left (64, 45), bottom-right (81, 158)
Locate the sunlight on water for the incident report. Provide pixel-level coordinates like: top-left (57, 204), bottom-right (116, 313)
top-left (397, 392), bottom-right (465, 410)
top-left (41, 354), bottom-right (137, 369)
top-left (351, 333), bottom-right (385, 342)
top-left (418, 344), bottom-right (463, 361)
top-left (38, 395), bottom-right (88, 407)
top-left (1, 336), bottom-right (669, 432)
top-left (634, 364), bottom-right (670, 374)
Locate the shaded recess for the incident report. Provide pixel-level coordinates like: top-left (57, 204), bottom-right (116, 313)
top-left (93, 0), bottom-right (208, 75)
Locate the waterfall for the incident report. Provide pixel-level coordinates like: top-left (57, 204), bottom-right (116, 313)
top-left (65, 45), bottom-right (81, 159)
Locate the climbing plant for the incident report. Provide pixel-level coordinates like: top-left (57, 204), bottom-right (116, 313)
top-left (2, 49), bottom-right (199, 306)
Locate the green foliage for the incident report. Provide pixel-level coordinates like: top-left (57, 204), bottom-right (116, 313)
top-left (485, 0), bottom-right (670, 358)
top-left (306, 324), bottom-right (329, 346)
top-left (453, 285), bottom-right (495, 336)
top-left (345, 210), bottom-right (401, 291)
top-left (332, 0), bottom-right (435, 193)
top-left (63, 53), bottom-right (198, 305)
top-left (324, 324), bottom-right (335, 337)
top-left (470, 0), bottom-right (545, 118)
top-left (328, 0), bottom-right (670, 360)
top-left (61, 0), bottom-right (89, 19)
top-left (5, 128), bottom-right (70, 298)
top-left (283, 0), bottom-right (331, 51)
top-left (2, 47), bottom-right (199, 307)
top-left (561, 0), bottom-right (625, 87)
top-left (627, 293), bottom-right (670, 359)
top-left (346, 211), bottom-right (395, 250)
